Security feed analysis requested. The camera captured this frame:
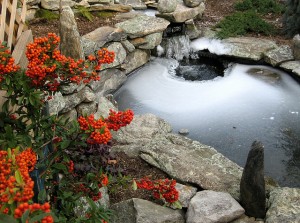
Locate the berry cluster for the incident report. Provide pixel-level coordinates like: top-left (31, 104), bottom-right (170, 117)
top-left (76, 184), bottom-right (102, 201)
top-left (68, 160), bottom-right (74, 173)
top-left (135, 178), bottom-right (179, 203)
top-left (105, 109), bottom-right (134, 131)
top-left (0, 42), bottom-right (20, 83)
top-left (14, 202), bottom-right (53, 223)
top-left (25, 33), bottom-right (115, 92)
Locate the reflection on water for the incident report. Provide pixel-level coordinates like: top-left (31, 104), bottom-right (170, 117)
top-left (114, 58), bottom-right (300, 187)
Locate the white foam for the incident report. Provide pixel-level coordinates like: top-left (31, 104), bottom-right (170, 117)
top-left (156, 45), bottom-right (164, 57)
top-left (190, 38), bottom-right (231, 55)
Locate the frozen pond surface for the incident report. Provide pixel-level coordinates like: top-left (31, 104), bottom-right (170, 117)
top-left (114, 58), bottom-right (300, 187)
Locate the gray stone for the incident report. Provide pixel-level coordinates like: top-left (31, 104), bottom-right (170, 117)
top-left (41, 0), bottom-right (75, 10)
top-left (26, 0), bottom-right (41, 5)
top-left (247, 68), bottom-right (280, 85)
top-left (94, 96), bottom-right (118, 119)
top-left (60, 109), bottom-right (78, 121)
top-left (119, 0), bottom-right (147, 9)
top-left (240, 141), bottom-right (266, 219)
top-left (173, 183), bottom-right (197, 208)
top-left (186, 190), bottom-right (245, 223)
top-left (157, 0), bottom-right (177, 13)
top-left (110, 198), bottom-right (185, 223)
top-left (81, 37), bottom-right (103, 56)
top-left (83, 26), bottom-right (127, 47)
top-left (76, 101), bottom-right (97, 116)
top-left (121, 49), bottom-right (151, 74)
top-left (156, 2), bottom-right (205, 23)
top-left (230, 214), bottom-right (256, 223)
top-left (185, 19), bottom-right (201, 40)
top-left (280, 60), bottom-right (300, 77)
top-left (59, 6), bottom-right (84, 60)
top-left (264, 45), bottom-right (294, 66)
top-left (111, 114), bottom-right (173, 156)
top-left (25, 9), bottom-right (37, 21)
top-left (183, 0), bottom-right (203, 8)
top-left (140, 133), bottom-right (243, 200)
top-left (61, 86), bottom-right (95, 113)
top-left (222, 37), bottom-right (278, 61)
top-left (101, 42), bottom-right (127, 69)
top-left (88, 68), bottom-right (127, 95)
top-left (266, 187), bottom-right (300, 223)
top-left (89, 3), bottom-right (132, 12)
top-left (48, 92), bottom-right (66, 115)
top-left (129, 37), bottom-right (148, 47)
top-left (115, 15), bottom-right (170, 38)
top-left (292, 34), bottom-right (300, 60)
top-left (74, 187), bottom-right (110, 218)
top-left (60, 83), bottom-right (85, 95)
top-left (139, 32), bottom-right (163, 49)
top-left (178, 128), bottom-right (189, 135)
top-left (121, 40), bottom-right (136, 52)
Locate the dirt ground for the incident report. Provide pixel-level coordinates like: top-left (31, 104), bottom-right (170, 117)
top-left (27, 0), bottom-right (291, 204)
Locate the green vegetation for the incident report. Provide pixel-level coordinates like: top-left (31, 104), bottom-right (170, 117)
top-left (35, 9), bottom-right (59, 20)
top-left (216, 10), bottom-right (275, 39)
top-left (75, 6), bottom-right (94, 21)
top-left (234, 0), bottom-right (284, 14)
top-left (283, 0), bottom-right (300, 37)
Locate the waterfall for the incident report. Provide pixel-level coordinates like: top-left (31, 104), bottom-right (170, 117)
top-left (159, 35), bottom-right (191, 61)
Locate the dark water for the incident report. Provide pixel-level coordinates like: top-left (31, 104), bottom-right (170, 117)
top-left (114, 58), bottom-right (300, 187)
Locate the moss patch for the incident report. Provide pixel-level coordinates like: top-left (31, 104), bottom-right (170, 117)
top-left (35, 9), bottom-right (59, 20)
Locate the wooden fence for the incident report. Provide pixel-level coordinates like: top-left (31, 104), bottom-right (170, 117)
top-left (0, 0), bottom-right (27, 50)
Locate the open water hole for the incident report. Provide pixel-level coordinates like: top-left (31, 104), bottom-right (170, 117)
top-left (114, 57), bottom-right (300, 187)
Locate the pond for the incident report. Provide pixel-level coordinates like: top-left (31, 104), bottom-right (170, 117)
top-left (114, 56), bottom-right (300, 187)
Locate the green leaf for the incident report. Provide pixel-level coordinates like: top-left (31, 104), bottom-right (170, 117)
top-left (52, 163), bottom-right (68, 173)
top-left (15, 170), bottom-right (24, 185)
top-left (172, 201), bottom-right (182, 209)
top-left (38, 189), bottom-right (47, 203)
top-left (0, 213), bottom-right (18, 223)
top-left (60, 140), bottom-right (71, 150)
top-left (21, 210), bottom-right (30, 223)
top-left (132, 180), bottom-right (137, 191)
top-left (28, 213), bottom-right (51, 223)
top-left (5, 77), bottom-right (11, 85)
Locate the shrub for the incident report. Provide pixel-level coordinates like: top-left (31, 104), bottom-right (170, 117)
top-left (234, 0), bottom-right (284, 14)
top-left (283, 0), bottom-right (300, 37)
top-left (35, 9), bottom-right (59, 20)
top-left (216, 10), bottom-right (275, 39)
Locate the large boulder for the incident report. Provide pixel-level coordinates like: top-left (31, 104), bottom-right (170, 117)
top-left (264, 45), bottom-right (294, 66)
top-left (157, 0), bottom-right (177, 13)
top-left (41, 0), bottom-right (75, 10)
top-left (240, 141), bottom-right (266, 218)
top-left (59, 6), bottom-right (84, 60)
top-left (110, 198), bottom-right (185, 223)
top-left (292, 34), bottom-right (300, 60)
top-left (186, 190), bottom-right (244, 223)
top-left (89, 4), bottom-right (132, 12)
top-left (266, 187), bottom-right (300, 223)
top-left (118, 0), bottom-right (147, 9)
top-left (121, 49), bottom-right (151, 74)
top-left (183, 0), bottom-right (203, 8)
top-left (222, 37), bottom-right (278, 61)
top-left (156, 1), bottom-right (205, 23)
top-left (138, 32), bottom-right (163, 49)
top-left (101, 42), bottom-right (127, 70)
top-left (115, 15), bottom-right (170, 38)
top-left (140, 133), bottom-right (243, 200)
top-left (280, 61), bottom-right (300, 78)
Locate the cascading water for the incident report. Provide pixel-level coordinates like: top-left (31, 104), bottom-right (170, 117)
top-left (114, 36), bottom-right (300, 187)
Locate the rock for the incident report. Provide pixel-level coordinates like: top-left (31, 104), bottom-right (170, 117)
top-left (25, 9), bottom-right (37, 21)
top-left (140, 133), bottom-right (243, 200)
top-left (230, 214), bottom-right (256, 223)
top-left (292, 34), bottom-right (300, 60)
top-left (264, 45), bottom-right (294, 66)
top-left (266, 187), bottom-right (300, 223)
top-left (240, 141), bottom-right (266, 219)
top-left (59, 6), bottom-right (84, 60)
top-left (60, 83), bottom-right (85, 95)
top-left (88, 68), bottom-right (127, 95)
top-left (76, 101), bottom-right (97, 116)
top-left (119, 0), bottom-right (147, 9)
top-left (89, 4), bottom-right (132, 12)
top-left (26, 0), bottom-right (41, 5)
top-left (129, 37), bottom-right (148, 47)
top-left (173, 183), bottom-right (197, 208)
top-left (83, 26), bottom-right (127, 47)
top-left (185, 19), bottom-right (202, 40)
top-left (121, 40), bottom-right (136, 52)
top-left (222, 37), bottom-right (278, 61)
top-left (178, 128), bottom-right (189, 135)
top-left (247, 68), bottom-right (280, 85)
top-left (157, 0), bottom-right (177, 13)
top-left (110, 198), bottom-right (185, 223)
top-left (48, 92), bottom-right (66, 115)
top-left (115, 15), bottom-right (170, 38)
top-left (139, 32), bottom-right (163, 49)
top-left (156, 2), bottom-right (205, 23)
top-left (101, 42), bottom-right (127, 70)
top-left (111, 114), bottom-right (173, 156)
top-left (279, 61), bottom-right (300, 77)
top-left (183, 0), bottom-right (203, 8)
top-left (94, 96), bottom-right (118, 119)
top-left (186, 190), bottom-right (245, 223)
top-left (74, 187), bottom-right (110, 218)
top-left (81, 37), bottom-right (103, 56)
top-left (41, 0), bottom-right (75, 10)
top-left (60, 109), bottom-right (78, 121)
top-left (61, 86), bottom-right (95, 113)
top-left (121, 49), bottom-right (151, 74)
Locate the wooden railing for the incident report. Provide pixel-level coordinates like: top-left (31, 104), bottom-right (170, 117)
top-left (0, 0), bottom-right (27, 50)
